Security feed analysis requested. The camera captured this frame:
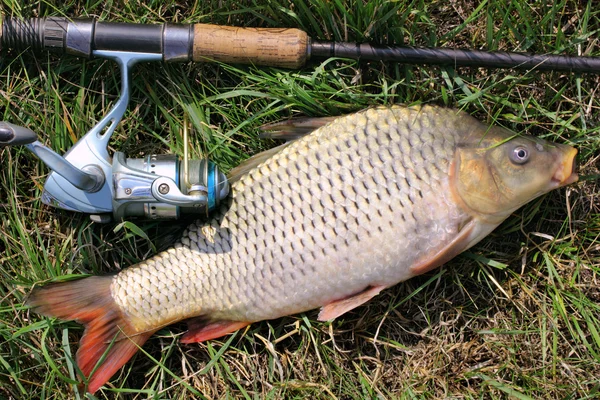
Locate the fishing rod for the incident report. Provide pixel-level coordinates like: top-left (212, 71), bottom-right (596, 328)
top-left (0, 16), bottom-right (597, 223)
top-left (2, 16), bottom-right (599, 71)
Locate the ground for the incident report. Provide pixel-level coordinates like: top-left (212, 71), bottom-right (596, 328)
top-left (0, 0), bottom-right (599, 399)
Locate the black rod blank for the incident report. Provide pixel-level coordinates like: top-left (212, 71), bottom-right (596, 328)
top-left (311, 41), bottom-right (600, 73)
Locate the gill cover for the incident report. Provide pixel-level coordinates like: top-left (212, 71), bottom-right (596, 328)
top-left (451, 123), bottom-right (577, 220)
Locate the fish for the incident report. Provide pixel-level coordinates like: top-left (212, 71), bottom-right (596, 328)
top-left (27, 105), bottom-right (578, 393)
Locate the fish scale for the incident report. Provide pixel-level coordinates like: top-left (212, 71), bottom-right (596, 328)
top-left (110, 106), bottom-right (467, 329)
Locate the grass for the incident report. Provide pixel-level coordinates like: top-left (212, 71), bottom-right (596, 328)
top-left (1, 0), bottom-right (599, 398)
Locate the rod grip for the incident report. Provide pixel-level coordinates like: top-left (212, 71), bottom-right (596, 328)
top-left (192, 23), bottom-right (309, 68)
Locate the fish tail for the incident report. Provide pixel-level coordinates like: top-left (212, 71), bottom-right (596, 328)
top-left (27, 276), bottom-right (155, 393)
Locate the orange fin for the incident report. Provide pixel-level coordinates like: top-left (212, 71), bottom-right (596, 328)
top-left (181, 318), bottom-right (250, 344)
top-left (27, 276), bottom-right (154, 394)
top-left (259, 116), bottom-right (339, 140)
top-left (318, 285), bottom-right (386, 321)
top-left (410, 219), bottom-right (476, 275)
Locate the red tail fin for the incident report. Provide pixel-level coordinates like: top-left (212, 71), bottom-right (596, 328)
top-left (27, 276), bottom-right (155, 393)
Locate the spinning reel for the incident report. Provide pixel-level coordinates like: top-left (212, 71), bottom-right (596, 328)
top-left (0, 50), bottom-right (229, 223)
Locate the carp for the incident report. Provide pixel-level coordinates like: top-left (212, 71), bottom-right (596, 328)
top-left (27, 105), bottom-right (578, 392)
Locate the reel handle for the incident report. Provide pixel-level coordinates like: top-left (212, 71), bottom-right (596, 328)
top-left (0, 122), bottom-right (103, 191)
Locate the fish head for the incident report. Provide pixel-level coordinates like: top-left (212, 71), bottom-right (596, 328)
top-left (452, 125), bottom-right (578, 222)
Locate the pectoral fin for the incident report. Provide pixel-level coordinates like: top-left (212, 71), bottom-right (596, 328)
top-left (410, 219), bottom-right (477, 275)
top-left (318, 285), bottom-right (387, 321)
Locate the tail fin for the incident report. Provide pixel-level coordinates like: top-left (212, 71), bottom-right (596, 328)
top-left (27, 276), bottom-right (155, 393)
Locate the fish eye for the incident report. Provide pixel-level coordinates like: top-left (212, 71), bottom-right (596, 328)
top-left (510, 146), bottom-right (530, 165)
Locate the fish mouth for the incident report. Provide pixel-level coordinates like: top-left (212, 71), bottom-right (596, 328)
top-left (552, 147), bottom-right (578, 187)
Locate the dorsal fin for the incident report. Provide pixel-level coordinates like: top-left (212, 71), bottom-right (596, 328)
top-left (259, 116), bottom-right (338, 141)
top-left (228, 115), bottom-right (339, 184)
top-left (227, 142), bottom-right (291, 184)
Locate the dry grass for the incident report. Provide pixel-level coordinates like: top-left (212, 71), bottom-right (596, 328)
top-left (1, 0), bottom-right (599, 399)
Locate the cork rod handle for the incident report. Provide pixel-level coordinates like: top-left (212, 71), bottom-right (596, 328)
top-left (193, 24), bottom-right (309, 68)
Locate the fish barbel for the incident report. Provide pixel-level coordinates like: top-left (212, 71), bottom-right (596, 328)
top-left (28, 105), bottom-right (578, 392)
